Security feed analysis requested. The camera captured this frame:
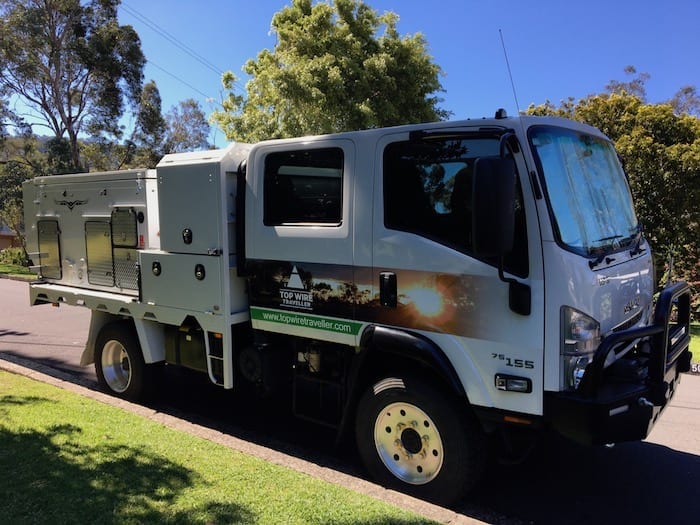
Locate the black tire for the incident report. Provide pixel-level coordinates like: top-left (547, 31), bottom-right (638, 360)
top-left (355, 375), bottom-right (487, 505)
top-left (95, 322), bottom-right (148, 401)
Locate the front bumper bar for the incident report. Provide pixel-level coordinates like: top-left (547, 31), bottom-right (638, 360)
top-left (545, 281), bottom-right (692, 446)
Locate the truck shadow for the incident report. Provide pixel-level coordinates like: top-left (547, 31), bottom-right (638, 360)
top-left (146, 366), bottom-right (351, 473)
top-left (462, 433), bottom-right (700, 525)
top-left (4, 356), bottom-right (698, 525)
top-left (0, 351), bottom-right (95, 383)
top-left (145, 367), bottom-right (700, 525)
top-left (0, 328), bottom-right (31, 337)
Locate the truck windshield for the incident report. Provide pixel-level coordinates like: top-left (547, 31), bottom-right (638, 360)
top-left (529, 126), bottom-right (639, 257)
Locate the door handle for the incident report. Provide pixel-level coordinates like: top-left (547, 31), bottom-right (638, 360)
top-left (379, 272), bottom-right (397, 308)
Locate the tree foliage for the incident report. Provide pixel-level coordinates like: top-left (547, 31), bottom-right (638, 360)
top-left (0, 95), bottom-right (10, 140)
top-left (0, 147), bottom-right (35, 255)
top-left (0, 131), bottom-right (57, 251)
top-left (670, 85), bottom-right (700, 117)
top-left (80, 139), bottom-right (133, 172)
top-left (212, 0), bottom-right (448, 142)
top-left (132, 80), bottom-right (166, 168)
top-left (527, 68), bottom-right (700, 309)
top-left (0, 158), bottom-right (29, 210)
top-left (164, 98), bottom-right (211, 153)
top-left (0, 0), bottom-right (145, 169)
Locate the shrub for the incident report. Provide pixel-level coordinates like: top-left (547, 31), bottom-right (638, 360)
top-left (0, 247), bottom-right (26, 266)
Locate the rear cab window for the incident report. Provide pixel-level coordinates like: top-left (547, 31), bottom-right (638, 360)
top-left (264, 148), bottom-right (344, 226)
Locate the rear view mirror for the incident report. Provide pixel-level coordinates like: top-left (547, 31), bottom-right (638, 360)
top-left (472, 157), bottom-right (517, 257)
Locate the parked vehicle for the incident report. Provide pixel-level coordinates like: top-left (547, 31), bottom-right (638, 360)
top-left (23, 111), bottom-right (692, 504)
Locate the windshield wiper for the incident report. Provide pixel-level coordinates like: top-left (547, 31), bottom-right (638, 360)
top-left (588, 252), bottom-right (616, 269)
top-left (588, 236), bottom-right (622, 269)
top-left (594, 235), bottom-right (623, 244)
top-left (629, 227), bottom-right (646, 256)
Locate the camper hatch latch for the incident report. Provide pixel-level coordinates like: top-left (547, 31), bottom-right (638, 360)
top-left (182, 228), bottom-right (193, 244)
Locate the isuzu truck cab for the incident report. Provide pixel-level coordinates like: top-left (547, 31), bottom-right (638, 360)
top-left (23, 111), bottom-right (691, 504)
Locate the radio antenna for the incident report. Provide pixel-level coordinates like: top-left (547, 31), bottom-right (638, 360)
top-left (499, 29), bottom-right (522, 115)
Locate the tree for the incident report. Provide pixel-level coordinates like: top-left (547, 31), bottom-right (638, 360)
top-left (0, 96), bottom-right (9, 142)
top-left (0, 0), bottom-right (145, 170)
top-left (605, 65), bottom-right (649, 99)
top-left (0, 158), bottom-right (32, 255)
top-left (44, 136), bottom-right (74, 174)
top-left (132, 80), bottom-right (166, 167)
top-left (0, 200), bottom-right (26, 255)
top-left (0, 159), bottom-right (28, 211)
top-left (670, 86), bottom-right (700, 117)
top-left (80, 139), bottom-right (135, 172)
top-left (211, 0), bottom-right (448, 142)
top-left (0, 123), bottom-right (45, 172)
top-left (164, 99), bottom-right (211, 153)
top-left (527, 70), bottom-right (700, 312)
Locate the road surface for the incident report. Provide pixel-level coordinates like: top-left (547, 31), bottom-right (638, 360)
top-left (1, 278), bottom-right (699, 524)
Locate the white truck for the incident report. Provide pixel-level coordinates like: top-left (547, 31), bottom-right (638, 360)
top-left (22, 112), bottom-right (692, 504)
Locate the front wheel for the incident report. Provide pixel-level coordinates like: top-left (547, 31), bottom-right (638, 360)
top-left (355, 375), bottom-right (487, 505)
top-left (95, 322), bottom-right (148, 401)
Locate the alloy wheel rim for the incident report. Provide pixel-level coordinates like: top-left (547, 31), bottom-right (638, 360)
top-left (373, 401), bottom-right (444, 485)
top-left (101, 340), bottom-right (131, 393)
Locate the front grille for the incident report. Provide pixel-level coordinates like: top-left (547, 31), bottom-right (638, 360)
top-left (613, 309), bottom-right (644, 333)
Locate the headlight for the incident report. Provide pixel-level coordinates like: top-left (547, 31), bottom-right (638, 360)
top-left (561, 307), bottom-right (601, 390)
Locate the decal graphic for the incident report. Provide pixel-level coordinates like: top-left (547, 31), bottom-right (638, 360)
top-left (360, 270), bottom-right (479, 337)
top-left (54, 198), bottom-right (88, 211)
top-left (279, 266), bottom-right (313, 310)
top-left (247, 260), bottom-right (487, 340)
top-left (247, 260), bottom-right (355, 318)
top-left (251, 307), bottom-right (362, 337)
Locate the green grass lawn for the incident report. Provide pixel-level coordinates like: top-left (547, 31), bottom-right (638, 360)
top-left (0, 371), bottom-right (434, 525)
top-left (0, 262), bottom-right (34, 279)
top-left (690, 324), bottom-right (699, 367)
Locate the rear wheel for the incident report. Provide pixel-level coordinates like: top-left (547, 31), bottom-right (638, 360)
top-left (355, 375), bottom-right (487, 505)
top-left (95, 322), bottom-right (148, 401)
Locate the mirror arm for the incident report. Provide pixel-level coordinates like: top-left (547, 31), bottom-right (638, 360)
top-left (497, 258), bottom-right (514, 285)
top-left (498, 258), bottom-right (531, 316)
top-left (499, 131), bottom-right (518, 158)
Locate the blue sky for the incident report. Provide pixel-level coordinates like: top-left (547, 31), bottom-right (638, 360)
top-left (119, 0), bottom-right (698, 147)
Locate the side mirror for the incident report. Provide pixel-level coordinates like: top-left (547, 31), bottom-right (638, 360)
top-left (472, 157), bottom-right (517, 257)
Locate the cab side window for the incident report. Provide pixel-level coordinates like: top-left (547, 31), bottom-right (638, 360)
top-left (383, 137), bottom-right (528, 277)
top-left (264, 148), bottom-right (343, 226)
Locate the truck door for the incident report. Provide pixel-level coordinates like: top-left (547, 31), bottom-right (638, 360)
top-left (245, 139), bottom-right (360, 346)
top-left (367, 131), bottom-right (545, 416)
